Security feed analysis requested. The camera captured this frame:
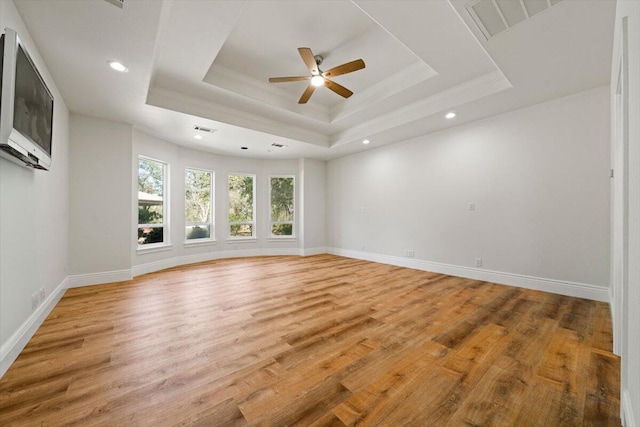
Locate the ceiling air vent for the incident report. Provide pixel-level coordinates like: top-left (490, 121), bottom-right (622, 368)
top-left (466, 0), bottom-right (564, 40)
top-left (270, 143), bottom-right (287, 148)
top-left (194, 125), bottom-right (217, 134)
top-left (103, 0), bottom-right (124, 9)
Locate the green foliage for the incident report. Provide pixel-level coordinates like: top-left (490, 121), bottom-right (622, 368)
top-left (138, 158), bottom-right (164, 195)
top-left (270, 177), bottom-right (294, 222)
top-left (185, 169), bottom-right (212, 223)
top-left (229, 174), bottom-right (254, 223)
top-left (138, 206), bottom-right (162, 224)
top-left (271, 223), bottom-right (293, 236)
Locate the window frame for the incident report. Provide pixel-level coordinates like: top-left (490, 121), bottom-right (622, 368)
top-left (268, 175), bottom-right (295, 239)
top-left (137, 155), bottom-right (169, 249)
top-left (184, 167), bottom-right (215, 244)
top-left (227, 172), bottom-right (257, 240)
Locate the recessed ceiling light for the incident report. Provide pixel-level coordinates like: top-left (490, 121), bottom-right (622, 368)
top-left (193, 135), bottom-right (203, 140)
top-left (445, 112), bottom-right (457, 119)
top-left (107, 60), bottom-right (129, 73)
top-left (362, 139), bottom-right (370, 145)
top-left (311, 75), bottom-right (325, 87)
top-left (241, 146), bottom-right (248, 150)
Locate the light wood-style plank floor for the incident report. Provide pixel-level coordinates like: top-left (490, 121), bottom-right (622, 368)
top-left (0, 255), bottom-right (620, 426)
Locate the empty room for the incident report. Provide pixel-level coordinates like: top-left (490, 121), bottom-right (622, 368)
top-left (0, 0), bottom-right (638, 425)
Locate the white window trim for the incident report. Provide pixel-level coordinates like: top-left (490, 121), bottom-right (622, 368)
top-left (228, 173), bottom-right (257, 240)
top-left (184, 167), bottom-right (215, 243)
top-left (268, 175), bottom-right (296, 239)
top-left (137, 155), bottom-right (170, 249)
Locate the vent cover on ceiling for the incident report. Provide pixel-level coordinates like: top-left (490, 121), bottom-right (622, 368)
top-left (270, 143), bottom-right (287, 149)
top-left (103, 0), bottom-right (124, 9)
top-left (194, 125), bottom-right (217, 134)
top-left (466, 0), bottom-right (563, 40)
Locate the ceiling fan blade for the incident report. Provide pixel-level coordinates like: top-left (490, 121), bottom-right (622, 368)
top-left (322, 59), bottom-right (365, 78)
top-left (269, 76), bottom-right (311, 83)
top-left (298, 84), bottom-right (316, 104)
top-left (325, 79), bottom-right (353, 99)
top-left (298, 47), bottom-right (320, 75)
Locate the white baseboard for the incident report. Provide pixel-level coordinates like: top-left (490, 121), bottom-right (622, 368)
top-left (132, 247), bottom-right (315, 277)
top-left (327, 248), bottom-right (610, 302)
top-left (0, 277), bottom-right (68, 378)
top-left (68, 269), bottom-right (133, 288)
top-left (301, 246), bottom-right (327, 256)
top-left (623, 389), bottom-right (637, 427)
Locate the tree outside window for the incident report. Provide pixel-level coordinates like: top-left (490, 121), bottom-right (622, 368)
top-left (270, 176), bottom-right (294, 237)
top-left (229, 174), bottom-right (255, 238)
top-left (138, 157), bottom-right (167, 245)
top-left (185, 168), bottom-right (214, 241)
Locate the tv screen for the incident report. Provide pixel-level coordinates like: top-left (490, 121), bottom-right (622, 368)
top-left (13, 43), bottom-right (53, 155)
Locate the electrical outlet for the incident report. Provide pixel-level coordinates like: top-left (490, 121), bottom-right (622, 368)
top-left (475, 258), bottom-right (483, 267)
top-left (405, 249), bottom-right (415, 257)
top-left (39, 288), bottom-right (45, 304)
top-left (359, 206), bottom-right (365, 213)
top-left (360, 244), bottom-right (365, 251)
top-left (31, 292), bottom-right (39, 310)
top-left (469, 202), bottom-right (476, 211)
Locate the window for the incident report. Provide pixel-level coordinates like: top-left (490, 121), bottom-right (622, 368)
top-left (138, 156), bottom-right (168, 246)
top-left (269, 176), bottom-right (294, 237)
top-left (228, 173), bottom-right (255, 238)
top-left (185, 168), bottom-right (214, 241)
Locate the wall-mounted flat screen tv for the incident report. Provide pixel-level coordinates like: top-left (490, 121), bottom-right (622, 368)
top-left (0, 27), bottom-right (54, 170)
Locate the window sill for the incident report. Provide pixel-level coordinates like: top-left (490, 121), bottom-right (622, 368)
top-left (183, 239), bottom-right (217, 248)
top-left (137, 244), bottom-right (173, 254)
top-left (226, 237), bottom-right (257, 243)
top-left (267, 237), bottom-right (297, 242)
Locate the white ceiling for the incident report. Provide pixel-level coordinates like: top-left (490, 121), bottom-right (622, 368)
top-left (13, 0), bottom-right (615, 160)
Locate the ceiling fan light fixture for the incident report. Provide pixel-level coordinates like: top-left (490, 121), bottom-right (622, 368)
top-left (311, 75), bottom-right (325, 87)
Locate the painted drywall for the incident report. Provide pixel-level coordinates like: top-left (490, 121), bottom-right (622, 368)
top-left (327, 86), bottom-right (610, 292)
top-left (612, 1), bottom-right (640, 425)
top-left (0, 1), bottom-right (70, 373)
top-left (299, 158), bottom-right (326, 252)
top-left (69, 114), bottom-right (133, 276)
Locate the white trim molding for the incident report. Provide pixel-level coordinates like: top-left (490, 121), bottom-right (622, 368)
top-left (623, 389), bottom-right (637, 427)
top-left (327, 248), bottom-right (610, 302)
top-left (301, 247), bottom-right (328, 257)
top-left (68, 269), bottom-right (133, 288)
top-left (0, 277), bottom-right (68, 378)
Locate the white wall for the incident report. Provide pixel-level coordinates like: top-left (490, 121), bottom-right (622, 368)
top-left (0, 1), bottom-right (70, 375)
top-left (299, 158), bottom-right (326, 253)
top-left (327, 86), bottom-right (610, 299)
top-left (613, 1), bottom-right (640, 425)
top-left (69, 114), bottom-right (133, 278)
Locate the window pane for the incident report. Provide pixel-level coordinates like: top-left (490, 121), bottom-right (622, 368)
top-left (138, 204), bottom-right (163, 224)
top-left (186, 224), bottom-right (211, 240)
top-left (138, 226), bottom-right (163, 245)
top-left (138, 158), bottom-right (164, 197)
top-left (271, 223), bottom-right (293, 236)
top-left (229, 175), bottom-right (254, 222)
top-left (185, 169), bottom-right (212, 223)
top-left (138, 157), bottom-right (166, 246)
top-left (230, 224), bottom-right (253, 237)
top-left (270, 177), bottom-right (294, 222)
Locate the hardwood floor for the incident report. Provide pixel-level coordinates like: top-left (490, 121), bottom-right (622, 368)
top-left (0, 254), bottom-right (620, 426)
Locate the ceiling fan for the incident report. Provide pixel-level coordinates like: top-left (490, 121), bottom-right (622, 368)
top-left (269, 47), bottom-right (365, 104)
